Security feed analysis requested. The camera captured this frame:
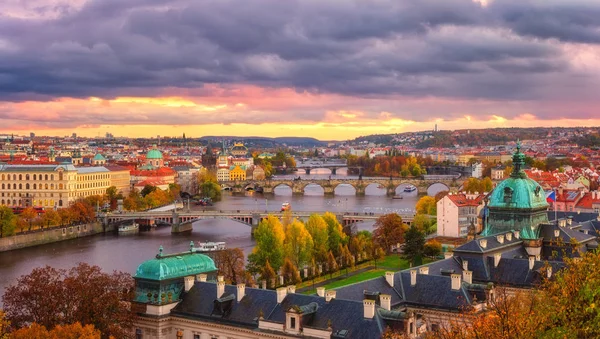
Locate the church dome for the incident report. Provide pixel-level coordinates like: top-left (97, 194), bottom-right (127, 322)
top-left (93, 153), bottom-right (106, 161)
top-left (134, 246), bottom-right (217, 281)
top-left (146, 147), bottom-right (163, 160)
top-left (488, 177), bottom-right (549, 210)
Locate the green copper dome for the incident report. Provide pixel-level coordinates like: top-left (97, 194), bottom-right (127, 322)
top-left (93, 153), bottom-right (106, 161)
top-left (135, 247), bottom-right (217, 281)
top-left (146, 147), bottom-right (163, 159)
top-left (482, 141), bottom-right (549, 239)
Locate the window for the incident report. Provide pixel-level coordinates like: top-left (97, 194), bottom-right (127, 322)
top-left (33, 174), bottom-right (36, 180)
top-left (290, 317), bottom-right (296, 329)
top-left (135, 329), bottom-right (142, 339)
top-left (431, 324), bottom-right (440, 332)
top-left (194, 335), bottom-right (200, 339)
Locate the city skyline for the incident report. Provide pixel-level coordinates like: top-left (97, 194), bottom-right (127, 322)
top-left (1, 0), bottom-right (600, 139)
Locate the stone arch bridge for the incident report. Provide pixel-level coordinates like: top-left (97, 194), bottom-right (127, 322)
top-left (221, 177), bottom-right (459, 196)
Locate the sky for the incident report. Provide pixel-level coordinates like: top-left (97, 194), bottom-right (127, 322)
top-left (1, 0), bottom-right (600, 140)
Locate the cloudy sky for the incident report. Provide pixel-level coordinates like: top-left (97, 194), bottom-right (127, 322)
top-left (1, 0), bottom-right (600, 139)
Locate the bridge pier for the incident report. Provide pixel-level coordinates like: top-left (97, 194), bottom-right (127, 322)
top-left (304, 168), bottom-right (311, 175)
top-left (323, 186), bottom-right (334, 195)
top-left (386, 186), bottom-right (396, 197)
top-left (331, 167), bottom-right (337, 175)
top-left (232, 186), bottom-right (244, 195)
top-left (171, 222), bottom-right (193, 234)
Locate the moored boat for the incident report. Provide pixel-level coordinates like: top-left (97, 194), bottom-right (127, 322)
top-left (404, 185), bottom-right (417, 193)
top-left (193, 241), bottom-right (226, 253)
top-left (118, 222), bottom-right (139, 233)
top-left (281, 202), bottom-right (291, 211)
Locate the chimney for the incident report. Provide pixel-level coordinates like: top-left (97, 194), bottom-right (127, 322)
top-left (261, 280), bottom-right (267, 289)
top-left (547, 266), bottom-right (553, 278)
top-left (410, 269), bottom-right (417, 286)
top-left (479, 239), bottom-right (487, 249)
top-left (184, 276), bottom-right (195, 292)
top-left (217, 275), bottom-right (224, 282)
top-left (514, 230), bottom-right (520, 239)
top-left (506, 232), bottom-right (512, 241)
top-left (444, 252), bottom-right (453, 259)
top-left (276, 287), bottom-right (287, 303)
top-left (554, 229), bottom-right (560, 238)
top-left (496, 235), bottom-right (504, 244)
top-left (287, 285), bottom-right (296, 294)
top-left (559, 219), bottom-right (566, 227)
top-left (529, 256), bottom-right (535, 270)
top-left (217, 281), bottom-right (225, 299)
top-left (535, 254), bottom-right (541, 261)
top-left (325, 290), bottom-right (336, 302)
top-left (419, 267), bottom-right (429, 275)
top-left (363, 300), bottom-right (375, 319)
top-left (567, 217), bottom-right (572, 226)
top-left (317, 287), bottom-right (325, 297)
top-left (463, 270), bottom-right (472, 284)
top-left (380, 294), bottom-right (391, 311)
top-left (462, 260), bottom-right (468, 271)
top-left (385, 271), bottom-right (394, 287)
top-left (494, 253), bottom-right (501, 268)
top-left (451, 274), bottom-right (462, 291)
top-left (237, 283), bottom-right (246, 302)
top-left (197, 274), bottom-right (207, 282)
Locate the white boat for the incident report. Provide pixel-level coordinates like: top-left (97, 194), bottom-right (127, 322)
top-left (281, 202), bottom-right (291, 211)
top-left (193, 241), bottom-right (227, 253)
top-left (404, 185), bottom-right (417, 193)
top-left (118, 222), bottom-right (139, 233)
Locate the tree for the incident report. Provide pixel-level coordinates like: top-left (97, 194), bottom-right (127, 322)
top-left (41, 209), bottom-right (61, 228)
top-left (260, 260), bottom-right (276, 289)
top-left (199, 180), bottom-right (222, 202)
top-left (213, 248), bottom-right (246, 284)
top-left (402, 227), bottom-right (425, 266)
top-left (284, 220), bottom-right (314, 269)
top-left (0, 206), bottom-right (16, 238)
top-left (434, 190), bottom-right (449, 203)
top-left (305, 214), bottom-right (329, 263)
top-left (70, 201), bottom-right (95, 223)
top-left (423, 240), bottom-right (442, 259)
top-left (415, 196), bottom-right (436, 215)
top-left (2, 263), bottom-right (134, 339)
top-left (20, 207), bottom-right (38, 231)
top-left (106, 186), bottom-right (118, 202)
top-left (322, 212), bottom-right (348, 257)
top-left (281, 258), bottom-right (301, 285)
top-left (326, 251), bottom-right (338, 278)
top-left (0, 310), bottom-right (9, 339)
top-left (140, 184), bottom-right (157, 197)
top-left (373, 214), bottom-right (408, 253)
top-left (248, 216), bottom-right (285, 274)
top-left (372, 246), bottom-right (385, 268)
top-left (412, 214), bottom-right (435, 235)
top-left (11, 322), bottom-right (101, 339)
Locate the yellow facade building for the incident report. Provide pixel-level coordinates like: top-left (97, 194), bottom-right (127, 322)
top-left (229, 165), bottom-right (246, 181)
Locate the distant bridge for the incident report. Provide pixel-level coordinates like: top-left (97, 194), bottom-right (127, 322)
top-left (221, 177), bottom-right (459, 196)
top-left (294, 160), bottom-right (351, 174)
top-left (104, 210), bottom-right (420, 234)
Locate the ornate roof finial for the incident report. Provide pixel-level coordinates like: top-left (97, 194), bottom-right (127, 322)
top-left (157, 245), bottom-right (164, 258)
top-left (190, 241), bottom-right (195, 252)
top-left (516, 139), bottom-right (521, 152)
top-left (511, 139), bottom-right (526, 179)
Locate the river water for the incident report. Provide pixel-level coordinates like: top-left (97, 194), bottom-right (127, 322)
top-left (0, 169), bottom-right (446, 297)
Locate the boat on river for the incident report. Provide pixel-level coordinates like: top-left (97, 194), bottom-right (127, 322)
top-left (281, 202), bottom-right (291, 211)
top-left (118, 222), bottom-right (139, 234)
top-left (392, 195), bottom-right (403, 199)
top-left (404, 185), bottom-right (417, 193)
top-left (193, 241), bottom-right (226, 253)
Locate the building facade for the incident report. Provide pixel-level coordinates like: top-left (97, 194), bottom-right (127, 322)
top-left (437, 192), bottom-right (486, 237)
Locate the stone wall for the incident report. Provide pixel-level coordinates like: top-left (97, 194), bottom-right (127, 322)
top-left (0, 222), bottom-right (109, 252)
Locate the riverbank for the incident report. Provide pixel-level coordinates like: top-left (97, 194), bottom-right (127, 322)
top-left (0, 222), bottom-right (111, 252)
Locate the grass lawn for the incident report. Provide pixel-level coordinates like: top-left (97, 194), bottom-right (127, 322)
top-left (302, 269), bottom-right (386, 295)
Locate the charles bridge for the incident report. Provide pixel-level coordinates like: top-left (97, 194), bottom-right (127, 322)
top-left (221, 177), bottom-right (459, 196)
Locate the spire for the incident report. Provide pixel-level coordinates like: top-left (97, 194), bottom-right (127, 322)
top-left (157, 245), bottom-right (164, 258)
top-left (510, 139), bottom-right (527, 179)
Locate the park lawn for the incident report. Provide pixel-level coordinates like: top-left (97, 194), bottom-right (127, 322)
top-left (378, 255), bottom-right (437, 270)
top-left (302, 269), bottom-right (386, 295)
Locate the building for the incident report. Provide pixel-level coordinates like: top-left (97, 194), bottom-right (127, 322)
top-left (92, 153), bottom-right (106, 166)
top-left (173, 166), bottom-right (200, 195)
top-left (145, 146), bottom-right (164, 168)
top-left (252, 166), bottom-right (266, 180)
top-left (229, 165), bottom-right (246, 181)
top-left (230, 142), bottom-right (248, 157)
top-left (437, 192), bottom-right (486, 237)
top-left (491, 167), bottom-right (505, 181)
top-left (106, 165), bottom-right (131, 196)
top-left (133, 246), bottom-right (413, 339)
top-left (74, 167), bottom-right (111, 199)
top-left (216, 168), bottom-right (230, 182)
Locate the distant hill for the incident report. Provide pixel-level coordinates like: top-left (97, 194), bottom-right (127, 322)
top-left (199, 136), bottom-right (325, 147)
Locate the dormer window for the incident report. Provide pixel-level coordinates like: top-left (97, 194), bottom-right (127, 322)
top-left (504, 187), bottom-right (513, 204)
top-left (290, 317), bottom-right (296, 329)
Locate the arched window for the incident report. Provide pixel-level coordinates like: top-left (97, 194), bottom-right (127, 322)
top-left (18, 174), bottom-right (22, 180)
top-left (51, 175), bottom-right (54, 180)
top-left (33, 183), bottom-right (36, 189)
top-left (12, 174), bottom-right (16, 180)
top-left (1, 184), bottom-right (3, 190)
top-left (26, 184), bottom-right (29, 189)
top-left (50, 184), bottom-right (54, 189)
top-left (45, 174), bottom-right (48, 181)
top-left (59, 200), bottom-right (63, 207)
top-left (45, 184), bottom-right (48, 189)
top-left (26, 174), bottom-right (29, 180)
top-left (59, 183), bottom-right (63, 189)
top-left (19, 183), bottom-right (22, 189)
top-left (33, 174), bottom-right (36, 180)
top-left (59, 172), bottom-right (63, 181)
top-left (12, 200), bottom-right (16, 206)
top-left (1, 200), bottom-right (4, 205)
top-left (1, 174), bottom-right (4, 180)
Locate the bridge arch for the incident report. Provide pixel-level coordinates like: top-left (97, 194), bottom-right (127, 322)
top-left (363, 182), bottom-right (386, 196)
top-left (333, 183), bottom-right (356, 196)
top-left (273, 183), bottom-right (293, 195)
top-left (426, 182), bottom-right (451, 196)
top-left (303, 183), bottom-right (324, 195)
top-left (395, 182), bottom-right (420, 196)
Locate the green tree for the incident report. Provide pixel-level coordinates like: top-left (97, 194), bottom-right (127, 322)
top-left (372, 246), bottom-right (385, 268)
top-left (373, 214), bottom-right (408, 253)
top-left (248, 216), bottom-right (285, 274)
top-left (0, 206), bottom-right (17, 238)
top-left (402, 227), bottom-right (426, 266)
top-left (105, 186), bottom-right (118, 201)
top-left (305, 214), bottom-right (329, 263)
top-left (199, 181), bottom-right (222, 202)
top-left (140, 184), bottom-right (157, 197)
top-left (412, 214), bottom-right (435, 235)
top-left (415, 196), bottom-right (436, 215)
top-left (284, 220), bottom-right (314, 269)
top-left (423, 240), bottom-right (442, 259)
top-left (322, 212), bottom-right (348, 257)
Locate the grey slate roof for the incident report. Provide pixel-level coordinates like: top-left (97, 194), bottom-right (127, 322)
top-left (334, 275), bottom-right (403, 307)
top-left (398, 272), bottom-right (472, 311)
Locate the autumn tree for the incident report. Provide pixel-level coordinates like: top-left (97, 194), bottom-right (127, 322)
top-left (2, 263), bottom-right (134, 339)
top-left (70, 201), bottom-right (95, 223)
top-left (0, 310), bottom-right (9, 339)
top-left (305, 214), bottom-right (330, 263)
top-left (281, 258), bottom-right (302, 285)
top-left (11, 322), bottom-right (101, 339)
top-left (41, 209), bottom-right (61, 228)
top-left (423, 240), bottom-right (442, 259)
top-left (248, 216), bottom-right (285, 274)
top-left (412, 214), bottom-right (436, 235)
top-left (322, 212), bottom-right (348, 257)
top-left (260, 260), bottom-right (276, 289)
top-left (200, 180), bottom-right (222, 202)
top-left (284, 220), bottom-right (314, 269)
top-left (415, 196), bottom-right (436, 215)
top-left (373, 214), bottom-right (408, 253)
top-left (326, 251), bottom-right (339, 278)
top-left (20, 207), bottom-right (38, 231)
top-left (0, 206), bottom-right (16, 238)
top-left (213, 248), bottom-right (246, 284)
top-left (372, 246), bottom-right (385, 268)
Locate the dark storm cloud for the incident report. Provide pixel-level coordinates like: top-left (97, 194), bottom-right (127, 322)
top-left (0, 0), bottom-right (596, 108)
